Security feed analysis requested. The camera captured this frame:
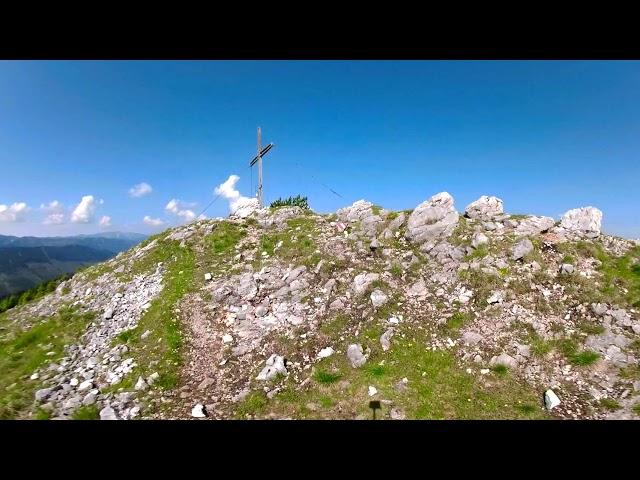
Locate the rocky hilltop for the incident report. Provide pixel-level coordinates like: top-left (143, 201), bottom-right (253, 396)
top-left (1, 192), bottom-right (639, 420)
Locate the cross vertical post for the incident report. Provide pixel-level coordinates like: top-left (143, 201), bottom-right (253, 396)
top-left (257, 127), bottom-right (263, 207)
top-left (248, 128), bottom-right (274, 207)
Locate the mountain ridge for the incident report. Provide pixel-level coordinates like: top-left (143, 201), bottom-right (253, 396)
top-left (1, 193), bottom-right (639, 421)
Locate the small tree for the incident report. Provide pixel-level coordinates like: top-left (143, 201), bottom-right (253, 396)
top-left (270, 195), bottom-right (309, 210)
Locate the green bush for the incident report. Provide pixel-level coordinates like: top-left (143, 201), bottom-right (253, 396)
top-left (270, 195), bottom-right (309, 210)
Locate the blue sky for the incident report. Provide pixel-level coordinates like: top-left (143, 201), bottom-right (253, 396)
top-left (0, 60), bottom-right (638, 238)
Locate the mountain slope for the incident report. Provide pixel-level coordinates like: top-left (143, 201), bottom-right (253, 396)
top-left (0, 245), bottom-right (115, 297)
top-left (0, 233), bottom-right (147, 297)
top-left (1, 194), bottom-right (639, 421)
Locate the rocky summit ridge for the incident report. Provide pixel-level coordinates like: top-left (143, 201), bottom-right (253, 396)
top-left (1, 191), bottom-right (639, 420)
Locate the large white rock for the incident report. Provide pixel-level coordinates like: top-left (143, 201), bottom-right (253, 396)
top-left (465, 195), bottom-right (503, 220)
top-left (336, 200), bottom-right (375, 223)
top-left (515, 216), bottom-right (555, 236)
top-left (256, 354), bottom-right (287, 381)
top-left (380, 328), bottom-right (394, 351)
top-left (471, 232), bottom-right (489, 248)
top-left (99, 406), bottom-right (118, 420)
top-left (370, 289), bottom-right (388, 308)
top-left (347, 344), bottom-right (367, 368)
top-left (544, 389), bottom-right (561, 410)
top-left (406, 192), bottom-right (459, 244)
top-left (560, 207), bottom-right (602, 237)
top-left (352, 272), bottom-right (380, 295)
top-left (231, 197), bottom-right (261, 218)
top-left (489, 353), bottom-right (518, 369)
top-left (406, 278), bottom-right (428, 298)
top-left (512, 238), bottom-right (533, 260)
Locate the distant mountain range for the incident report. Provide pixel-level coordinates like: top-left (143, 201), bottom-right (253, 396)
top-left (0, 232), bottom-right (147, 298)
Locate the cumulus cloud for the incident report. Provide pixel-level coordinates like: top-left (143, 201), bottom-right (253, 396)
top-left (214, 174), bottom-right (259, 215)
top-left (0, 202), bottom-right (30, 222)
top-left (165, 199), bottom-right (196, 223)
top-left (43, 213), bottom-right (65, 225)
top-left (143, 215), bottom-right (165, 227)
top-left (40, 200), bottom-right (63, 213)
top-left (99, 215), bottom-right (112, 227)
top-left (71, 195), bottom-right (97, 223)
top-left (129, 182), bottom-right (153, 198)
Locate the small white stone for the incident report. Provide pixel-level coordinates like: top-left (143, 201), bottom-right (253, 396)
top-left (544, 389), bottom-right (561, 410)
top-left (191, 403), bottom-right (206, 418)
top-left (480, 369), bottom-right (490, 375)
top-left (78, 379), bottom-right (93, 391)
top-left (141, 330), bottom-right (151, 340)
top-left (204, 273), bottom-right (212, 281)
top-left (70, 378), bottom-right (79, 387)
top-left (368, 386), bottom-right (377, 397)
top-left (135, 376), bottom-right (148, 391)
top-left (317, 347), bottom-right (334, 359)
top-left (222, 334), bottom-right (233, 344)
top-left (388, 317), bottom-right (400, 325)
top-left (30, 373), bottom-right (39, 380)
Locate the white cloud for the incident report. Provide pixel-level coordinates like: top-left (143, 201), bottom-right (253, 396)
top-left (71, 195), bottom-right (97, 223)
top-left (99, 215), bottom-right (112, 227)
top-left (43, 213), bottom-right (65, 225)
top-left (129, 182), bottom-right (153, 198)
top-left (215, 174), bottom-right (259, 215)
top-left (40, 200), bottom-right (63, 213)
top-left (0, 202), bottom-right (30, 222)
top-left (143, 215), bottom-right (165, 227)
top-left (165, 199), bottom-right (196, 223)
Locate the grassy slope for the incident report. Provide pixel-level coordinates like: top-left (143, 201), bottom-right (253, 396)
top-left (0, 306), bottom-right (95, 419)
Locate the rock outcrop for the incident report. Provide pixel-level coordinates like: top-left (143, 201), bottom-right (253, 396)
top-left (406, 192), bottom-right (459, 244)
top-left (560, 207), bottom-right (603, 237)
top-left (464, 195), bottom-right (503, 220)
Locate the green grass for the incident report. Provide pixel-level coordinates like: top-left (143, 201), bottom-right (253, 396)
top-left (633, 403), bottom-right (640, 416)
top-left (241, 324), bottom-right (548, 420)
top-left (628, 339), bottom-right (640, 354)
top-left (577, 319), bottom-right (605, 336)
top-left (465, 244), bottom-right (489, 261)
top-left (71, 404), bottom-right (100, 420)
top-left (556, 338), bottom-right (600, 366)
top-left (599, 398), bottom-right (621, 411)
top-left (444, 311), bottom-right (472, 332)
top-left (558, 241), bottom-right (640, 307)
top-left (0, 305), bottom-right (95, 419)
top-left (458, 269), bottom-right (502, 306)
top-left (530, 337), bottom-right (553, 357)
top-left (320, 313), bottom-right (352, 337)
top-left (116, 327), bottom-right (139, 345)
top-left (491, 364), bottom-right (509, 376)
top-left (390, 263), bottom-right (403, 278)
top-left (113, 237), bottom-right (196, 410)
top-left (313, 369), bottom-right (342, 384)
top-left (206, 221), bottom-right (247, 257)
top-left (371, 205), bottom-right (383, 216)
top-left (235, 391), bottom-right (269, 418)
top-left (254, 216), bottom-right (319, 269)
top-left (33, 407), bottom-right (51, 420)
